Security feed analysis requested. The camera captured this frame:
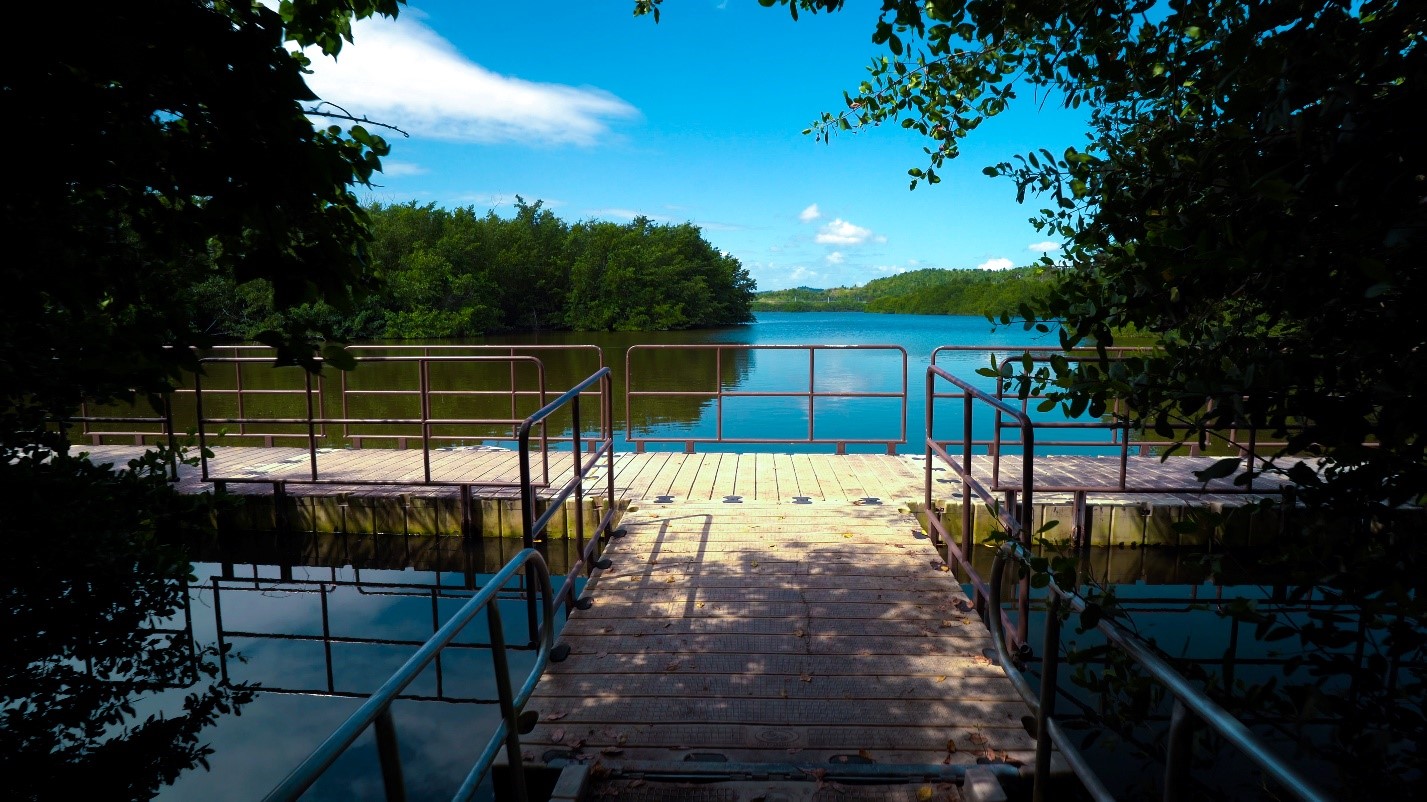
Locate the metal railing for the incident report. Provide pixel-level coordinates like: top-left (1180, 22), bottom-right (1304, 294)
top-left (625, 343), bottom-right (908, 453)
top-left (261, 547), bottom-right (565, 802)
top-left (191, 354), bottom-right (571, 489)
top-left (930, 345), bottom-right (1293, 493)
top-left (924, 364), bottom-right (1036, 649)
top-left (987, 540), bottom-right (1331, 802)
top-left (72, 344), bottom-right (605, 451)
top-left (263, 368), bottom-right (624, 802)
top-left (924, 363), bottom-right (1327, 800)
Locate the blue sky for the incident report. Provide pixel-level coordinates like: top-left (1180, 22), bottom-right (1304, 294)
top-left (304, 0), bottom-right (1090, 291)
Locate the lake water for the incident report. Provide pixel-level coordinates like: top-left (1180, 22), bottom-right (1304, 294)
top-left (140, 313), bottom-right (1332, 799)
top-left (479, 310), bottom-right (1066, 453)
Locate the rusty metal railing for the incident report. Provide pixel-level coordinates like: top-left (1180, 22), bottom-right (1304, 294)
top-left (931, 345), bottom-right (1294, 494)
top-left (924, 364), bottom-right (1036, 650)
top-left (72, 344), bottom-right (605, 451)
top-left (625, 343), bottom-right (908, 453)
top-left (987, 540), bottom-right (1331, 802)
top-left (192, 354), bottom-right (563, 491)
top-left (264, 368), bottom-right (623, 802)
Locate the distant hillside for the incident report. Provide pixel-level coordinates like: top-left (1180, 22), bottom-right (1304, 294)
top-left (753, 267), bottom-right (1052, 316)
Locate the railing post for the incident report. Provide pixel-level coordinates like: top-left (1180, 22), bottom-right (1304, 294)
top-left (1034, 594), bottom-right (1062, 802)
top-left (420, 358), bottom-right (432, 483)
top-left (485, 604), bottom-right (529, 802)
top-left (1164, 699), bottom-right (1194, 802)
top-left (305, 370), bottom-right (318, 481)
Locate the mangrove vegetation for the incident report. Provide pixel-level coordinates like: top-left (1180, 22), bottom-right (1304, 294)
top-left (752, 265), bottom-right (1051, 315)
top-left (186, 199), bottom-right (757, 341)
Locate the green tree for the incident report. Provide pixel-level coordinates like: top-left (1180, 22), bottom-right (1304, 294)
top-left (640, 0), bottom-right (1427, 796)
top-left (2, 0), bottom-right (406, 795)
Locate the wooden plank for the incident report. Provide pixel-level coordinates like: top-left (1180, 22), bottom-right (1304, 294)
top-left (524, 498), bottom-right (1037, 779)
top-left (687, 451), bottom-right (724, 501)
top-left (732, 452), bottom-right (759, 501)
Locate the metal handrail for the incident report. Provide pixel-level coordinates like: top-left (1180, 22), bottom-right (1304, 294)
top-left (924, 364), bottom-right (1036, 649)
top-left (625, 343), bottom-right (908, 454)
top-left (930, 345), bottom-right (1295, 492)
top-left (987, 540), bottom-right (1331, 802)
top-left (191, 354), bottom-right (562, 490)
top-left (262, 547), bottom-right (569, 802)
top-left (263, 370), bottom-right (621, 802)
top-left (71, 344), bottom-right (604, 450)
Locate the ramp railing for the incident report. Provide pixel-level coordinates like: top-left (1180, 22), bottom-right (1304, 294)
top-left (263, 368), bottom-right (624, 802)
top-left (987, 540), bottom-right (1331, 802)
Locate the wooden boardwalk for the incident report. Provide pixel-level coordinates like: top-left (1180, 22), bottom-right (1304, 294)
top-left (78, 444), bottom-right (1282, 549)
top-left (78, 443), bottom-right (1267, 506)
top-left (519, 498), bottom-right (1039, 779)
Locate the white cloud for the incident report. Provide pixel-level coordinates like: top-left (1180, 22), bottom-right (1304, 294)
top-left (302, 15), bottom-right (639, 146)
top-left (815, 218), bottom-right (873, 246)
top-left (977, 257), bottom-right (1016, 271)
top-left (377, 160), bottom-right (428, 177)
top-left (799, 203), bottom-right (822, 222)
top-left (825, 251), bottom-right (845, 265)
top-left (874, 264), bottom-right (908, 275)
top-left (790, 266), bottom-right (819, 283)
top-left (1028, 241), bottom-right (1062, 253)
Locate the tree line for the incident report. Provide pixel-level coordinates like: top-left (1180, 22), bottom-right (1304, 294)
top-left (752, 266), bottom-right (1051, 315)
top-left (185, 199), bottom-right (756, 340)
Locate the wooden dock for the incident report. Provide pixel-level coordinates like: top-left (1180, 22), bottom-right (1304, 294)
top-left (78, 444), bottom-right (1285, 547)
top-left (516, 497), bottom-right (1039, 798)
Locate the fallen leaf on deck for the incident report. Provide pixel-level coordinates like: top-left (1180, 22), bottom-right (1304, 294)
top-left (545, 711), bottom-right (568, 721)
top-left (696, 602), bottom-right (705, 608)
top-left (939, 620), bottom-right (956, 628)
top-left (551, 728), bottom-right (565, 743)
top-left (917, 786), bottom-right (935, 801)
top-left (664, 661), bottom-right (681, 671)
top-left (967, 732), bottom-right (989, 745)
top-left (935, 675), bottom-right (947, 683)
top-left (799, 672), bottom-right (813, 682)
top-left (793, 628), bottom-right (807, 638)
top-left (945, 738), bottom-right (957, 753)
top-left (600, 746), bottom-right (623, 756)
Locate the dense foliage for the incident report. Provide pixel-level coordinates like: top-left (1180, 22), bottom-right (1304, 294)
top-left (640, 0), bottom-right (1427, 796)
top-left (753, 266), bottom-right (1051, 315)
top-left (190, 200), bottom-right (757, 337)
top-left (2, 0), bottom-right (406, 796)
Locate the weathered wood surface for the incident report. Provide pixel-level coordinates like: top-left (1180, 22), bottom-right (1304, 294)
top-left (77, 444), bottom-right (1269, 504)
top-left (76, 445), bottom-right (1284, 545)
top-left (521, 500), bottom-right (1038, 770)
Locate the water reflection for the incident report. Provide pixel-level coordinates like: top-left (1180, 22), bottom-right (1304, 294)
top-left (155, 532), bottom-right (583, 801)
